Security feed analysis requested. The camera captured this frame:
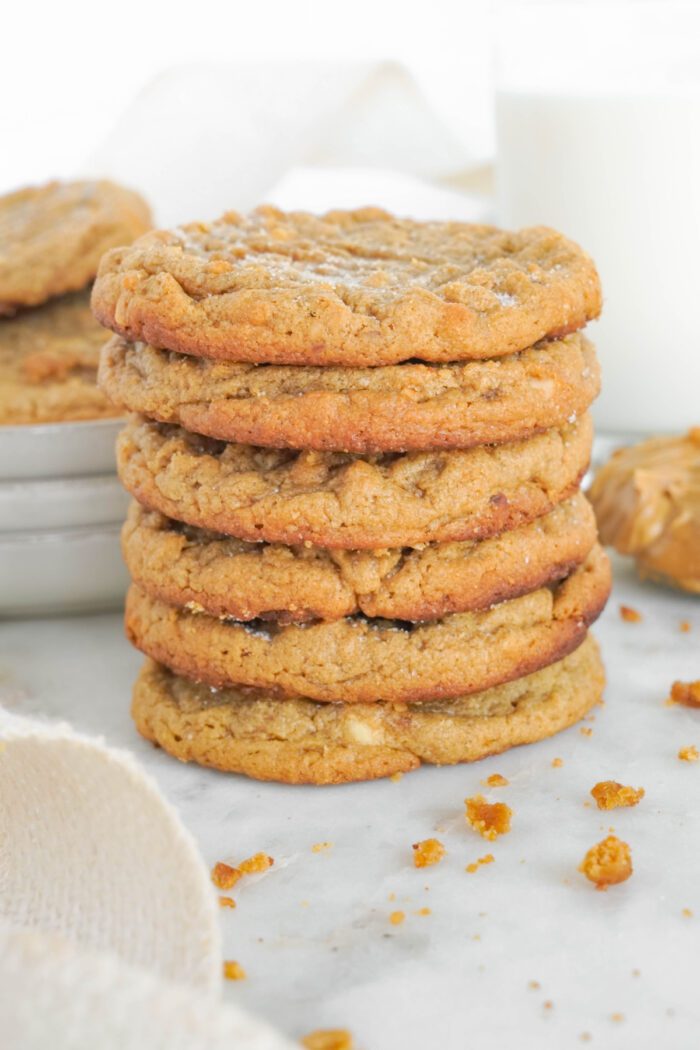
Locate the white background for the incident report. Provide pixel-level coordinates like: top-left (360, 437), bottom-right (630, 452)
top-left (1, 0), bottom-right (495, 194)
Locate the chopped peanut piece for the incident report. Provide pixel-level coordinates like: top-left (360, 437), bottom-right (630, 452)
top-left (222, 960), bottom-right (246, 980)
top-left (389, 910), bottom-right (405, 926)
top-left (483, 773), bottom-right (509, 787)
top-left (211, 862), bottom-right (241, 890)
top-left (579, 835), bottom-right (632, 889)
top-left (590, 781), bottom-right (645, 810)
top-left (218, 896), bottom-right (236, 909)
top-left (238, 852), bottom-right (274, 874)
top-left (465, 795), bottom-right (512, 840)
top-left (668, 680), bottom-right (700, 708)
top-left (620, 604), bottom-right (642, 623)
top-left (412, 838), bottom-right (446, 868)
top-left (552, 758), bottom-right (563, 768)
top-left (679, 745), bottom-right (699, 762)
top-left (466, 853), bottom-right (495, 874)
top-left (301, 1030), bottom-right (354, 1050)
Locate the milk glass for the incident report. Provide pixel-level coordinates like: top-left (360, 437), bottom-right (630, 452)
top-left (495, 0), bottom-right (700, 434)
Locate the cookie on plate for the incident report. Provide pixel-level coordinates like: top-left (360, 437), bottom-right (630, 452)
top-left (132, 634), bottom-right (605, 784)
top-left (0, 291), bottom-right (120, 425)
top-left (124, 546), bottom-right (610, 703)
top-left (0, 180), bottom-right (150, 315)
top-left (117, 414), bottom-right (592, 549)
top-left (589, 428), bottom-right (700, 592)
top-left (92, 206), bottom-right (601, 366)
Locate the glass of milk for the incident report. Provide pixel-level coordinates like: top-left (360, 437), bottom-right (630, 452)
top-left (495, 0), bottom-right (700, 435)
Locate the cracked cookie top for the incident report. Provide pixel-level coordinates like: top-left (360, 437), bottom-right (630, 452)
top-left (92, 206), bottom-right (601, 366)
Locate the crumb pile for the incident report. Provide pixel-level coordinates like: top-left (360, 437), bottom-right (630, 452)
top-left (0, 180), bottom-right (150, 424)
top-left (94, 205), bottom-right (610, 783)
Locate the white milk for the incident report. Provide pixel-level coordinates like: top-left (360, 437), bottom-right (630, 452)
top-left (494, 2), bottom-right (700, 434)
top-left (497, 89), bottom-right (700, 434)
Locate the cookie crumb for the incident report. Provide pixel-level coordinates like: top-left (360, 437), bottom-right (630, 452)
top-left (680, 620), bottom-right (691, 633)
top-left (222, 960), bottom-right (246, 981)
top-left (465, 795), bottom-right (512, 840)
top-left (412, 838), bottom-right (446, 868)
top-left (552, 757), bottom-right (563, 768)
top-left (610, 1013), bottom-right (625, 1023)
top-left (483, 773), bottom-right (509, 787)
top-left (466, 853), bottom-right (495, 873)
top-left (239, 852), bottom-right (274, 873)
top-left (301, 1029), bottom-right (353, 1050)
top-left (579, 835), bottom-right (632, 889)
top-left (620, 604), bottom-right (642, 623)
top-left (389, 910), bottom-right (405, 926)
top-left (543, 1000), bottom-right (553, 1010)
top-left (668, 680), bottom-right (700, 708)
top-left (590, 781), bottom-right (645, 810)
top-left (211, 861), bottom-right (241, 890)
top-left (218, 896), bottom-right (236, 909)
top-left (579, 1033), bottom-right (592, 1043)
top-left (682, 907), bottom-right (693, 918)
top-left (389, 772), bottom-right (403, 782)
top-left (528, 980), bottom-right (541, 990)
top-left (678, 745), bottom-right (699, 762)
top-left (416, 907), bottom-right (431, 916)
top-left (312, 842), bottom-right (333, 853)
top-left (580, 726), bottom-right (593, 737)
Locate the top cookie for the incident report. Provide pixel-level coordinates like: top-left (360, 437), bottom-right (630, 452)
top-left (0, 180), bottom-right (151, 315)
top-left (91, 206), bottom-right (601, 366)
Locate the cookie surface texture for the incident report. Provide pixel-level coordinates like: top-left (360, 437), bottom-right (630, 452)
top-left (92, 206), bottom-right (601, 366)
top-left (132, 635), bottom-right (605, 784)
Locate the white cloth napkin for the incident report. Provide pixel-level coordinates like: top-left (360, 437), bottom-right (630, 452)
top-left (82, 61), bottom-right (478, 225)
top-left (0, 708), bottom-right (295, 1050)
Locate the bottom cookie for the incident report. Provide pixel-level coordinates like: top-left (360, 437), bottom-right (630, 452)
top-left (132, 635), bottom-right (604, 785)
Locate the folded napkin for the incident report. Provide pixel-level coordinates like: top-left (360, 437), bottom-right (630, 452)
top-left (83, 61), bottom-right (479, 225)
top-left (0, 708), bottom-right (295, 1049)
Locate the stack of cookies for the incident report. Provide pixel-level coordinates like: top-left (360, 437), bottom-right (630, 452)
top-left (0, 180), bottom-right (150, 616)
top-left (0, 180), bottom-right (150, 424)
top-left (94, 206), bottom-right (611, 785)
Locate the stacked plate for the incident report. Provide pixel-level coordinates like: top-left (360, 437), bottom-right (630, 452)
top-left (0, 419), bottom-right (130, 616)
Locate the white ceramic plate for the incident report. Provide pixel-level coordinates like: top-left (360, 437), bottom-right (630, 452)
top-left (0, 418), bottom-right (124, 480)
top-left (0, 473), bottom-right (129, 532)
top-left (0, 523), bottom-right (128, 617)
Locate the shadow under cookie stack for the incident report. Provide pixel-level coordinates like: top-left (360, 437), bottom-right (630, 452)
top-left (95, 206), bottom-right (611, 785)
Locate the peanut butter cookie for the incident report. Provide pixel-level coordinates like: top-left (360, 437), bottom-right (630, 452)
top-left (131, 635), bottom-right (605, 784)
top-left (0, 180), bottom-right (150, 314)
top-left (99, 332), bottom-right (599, 452)
top-left (589, 428), bottom-right (700, 593)
top-left (0, 291), bottom-right (120, 425)
top-left (122, 493), bottom-right (598, 622)
top-left (124, 545), bottom-right (610, 703)
top-left (92, 206), bottom-right (601, 366)
top-left (117, 414), bottom-right (592, 549)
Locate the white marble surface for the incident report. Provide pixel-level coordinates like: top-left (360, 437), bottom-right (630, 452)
top-left (1, 554), bottom-right (699, 1049)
